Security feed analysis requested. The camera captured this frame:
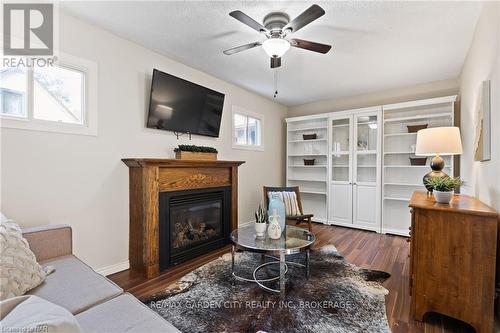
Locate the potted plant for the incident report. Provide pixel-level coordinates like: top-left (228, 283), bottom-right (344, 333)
top-left (254, 204), bottom-right (267, 238)
top-left (425, 176), bottom-right (464, 204)
top-left (174, 145), bottom-right (218, 160)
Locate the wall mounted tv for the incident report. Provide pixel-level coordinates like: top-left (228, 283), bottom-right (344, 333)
top-left (147, 69), bottom-right (225, 137)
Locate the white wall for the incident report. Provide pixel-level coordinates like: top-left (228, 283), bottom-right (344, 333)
top-left (0, 12), bottom-right (287, 272)
top-left (459, 2), bottom-right (500, 210)
top-left (288, 79), bottom-right (459, 117)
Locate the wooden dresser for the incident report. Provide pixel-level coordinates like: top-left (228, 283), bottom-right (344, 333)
top-left (408, 191), bottom-right (498, 333)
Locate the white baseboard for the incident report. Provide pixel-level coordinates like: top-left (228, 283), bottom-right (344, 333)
top-left (96, 260), bottom-right (129, 276)
top-left (238, 220), bottom-right (255, 227)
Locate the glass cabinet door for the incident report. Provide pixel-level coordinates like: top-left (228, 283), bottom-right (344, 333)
top-left (331, 117), bottom-right (351, 183)
top-left (354, 114), bottom-right (379, 184)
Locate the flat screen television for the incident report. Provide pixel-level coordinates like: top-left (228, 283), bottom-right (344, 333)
top-left (147, 69), bottom-right (225, 137)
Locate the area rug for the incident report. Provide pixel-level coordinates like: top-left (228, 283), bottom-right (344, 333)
top-left (146, 245), bottom-right (391, 333)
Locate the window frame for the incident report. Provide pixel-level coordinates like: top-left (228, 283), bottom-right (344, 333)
top-left (0, 52), bottom-right (98, 136)
top-left (231, 106), bottom-right (264, 151)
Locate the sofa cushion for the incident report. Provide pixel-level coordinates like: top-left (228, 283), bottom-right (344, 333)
top-left (1, 295), bottom-right (82, 333)
top-left (76, 293), bottom-right (180, 333)
top-left (0, 212), bottom-right (8, 223)
top-left (28, 255), bottom-right (122, 314)
top-left (0, 220), bottom-right (48, 300)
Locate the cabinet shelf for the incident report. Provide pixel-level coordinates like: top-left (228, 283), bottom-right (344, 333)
top-left (288, 139), bottom-right (327, 143)
top-left (384, 151), bottom-right (416, 155)
top-left (357, 150), bottom-right (377, 155)
top-left (384, 197), bottom-right (411, 201)
top-left (288, 126), bottom-right (327, 132)
top-left (333, 165), bottom-right (377, 168)
top-left (288, 165), bottom-right (327, 168)
top-left (289, 153), bottom-right (327, 157)
top-left (300, 191), bottom-right (327, 195)
top-left (384, 112), bottom-right (452, 123)
top-left (332, 151), bottom-right (350, 155)
top-left (288, 178), bottom-right (327, 182)
top-left (384, 132), bottom-right (418, 137)
top-left (384, 182), bottom-right (423, 186)
top-left (384, 165), bottom-right (450, 168)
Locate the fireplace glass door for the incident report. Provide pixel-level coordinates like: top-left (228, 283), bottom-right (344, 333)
top-left (170, 201), bottom-right (222, 256)
top-left (159, 187), bottom-right (230, 271)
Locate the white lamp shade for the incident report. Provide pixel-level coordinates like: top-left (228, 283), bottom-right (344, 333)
top-left (262, 38), bottom-right (290, 58)
top-left (415, 127), bottom-right (463, 156)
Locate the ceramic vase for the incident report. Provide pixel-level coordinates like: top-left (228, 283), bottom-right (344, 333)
top-left (268, 193), bottom-right (286, 232)
top-left (433, 190), bottom-right (453, 204)
top-left (267, 209), bottom-right (282, 240)
top-left (255, 222), bottom-right (267, 238)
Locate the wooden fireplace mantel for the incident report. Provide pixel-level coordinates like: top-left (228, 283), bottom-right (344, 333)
top-left (122, 158), bottom-right (245, 278)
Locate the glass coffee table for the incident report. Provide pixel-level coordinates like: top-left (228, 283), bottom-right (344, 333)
top-left (230, 224), bottom-right (316, 295)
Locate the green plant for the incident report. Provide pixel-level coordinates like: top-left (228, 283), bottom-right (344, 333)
top-left (174, 145), bottom-right (218, 153)
top-left (425, 176), bottom-right (463, 192)
top-left (255, 204), bottom-right (267, 223)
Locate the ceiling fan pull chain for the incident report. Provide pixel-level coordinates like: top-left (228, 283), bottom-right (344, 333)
top-left (273, 69), bottom-right (278, 98)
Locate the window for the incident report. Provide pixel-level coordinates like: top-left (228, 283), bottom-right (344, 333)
top-left (232, 107), bottom-right (263, 151)
top-left (0, 53), bottom-right (97, 136)
top-left (0, 67), bottom-right (27, 118)
top-left (33, 65), bottom-right (85, 124)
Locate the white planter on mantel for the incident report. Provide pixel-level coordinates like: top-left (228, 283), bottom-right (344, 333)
top-left (433, 190), bottom-right (454, 204)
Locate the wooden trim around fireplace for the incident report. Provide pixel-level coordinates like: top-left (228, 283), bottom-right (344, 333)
top-left (122, 158), bottom-right (245, 279)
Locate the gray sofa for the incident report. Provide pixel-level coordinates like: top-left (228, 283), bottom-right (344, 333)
top-left (22, 225), bottom-right (180, 333)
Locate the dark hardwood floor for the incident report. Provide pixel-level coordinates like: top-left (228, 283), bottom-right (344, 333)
top-left (109, 223), bottom-right (476, 332)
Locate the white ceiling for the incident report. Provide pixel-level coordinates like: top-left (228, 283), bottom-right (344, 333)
top-left (61, 1), bottom-right (482, 106)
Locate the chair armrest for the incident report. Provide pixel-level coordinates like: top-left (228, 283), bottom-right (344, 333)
top-left (22, 224), bottom-right (72, 262)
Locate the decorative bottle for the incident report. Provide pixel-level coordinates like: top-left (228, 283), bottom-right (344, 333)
top-left (267, 193), bottom-right (286, 232)
top-left (267, 209), bottom-right (282, 240)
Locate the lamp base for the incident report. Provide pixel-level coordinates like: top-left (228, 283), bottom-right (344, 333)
top-left (423, 155), bottom-right (448, 192)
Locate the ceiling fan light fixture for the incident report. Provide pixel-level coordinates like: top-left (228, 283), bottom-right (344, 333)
top-left (262, 38), bottom-right (290, 58)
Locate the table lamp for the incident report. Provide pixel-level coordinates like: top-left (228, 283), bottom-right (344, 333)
top-left (415, 127), bottom-right (463, 191)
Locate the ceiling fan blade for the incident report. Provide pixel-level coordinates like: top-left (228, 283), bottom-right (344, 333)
top-left (229, 10), bottom-right (268, 34)
top-left (270, 57), bottom-right (281, 68)
top-left (290, 38), bottom-right (332, 54)
top-left (223, 42), bottom-right (261, 55)
top-left (284, 4), bottom-right (325, 34)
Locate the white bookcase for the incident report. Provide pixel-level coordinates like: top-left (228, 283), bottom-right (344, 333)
top-left (285, 95), bottom-right (457, 236)
top-left (382, 96), bottom-right (456, 236)
top-left (286, 116), bottom-right (329, 223)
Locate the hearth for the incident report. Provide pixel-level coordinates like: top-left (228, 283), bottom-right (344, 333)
top-left (159, 187), bottom-right (231, 271)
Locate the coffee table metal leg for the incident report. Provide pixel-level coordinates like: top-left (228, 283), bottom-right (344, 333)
top-left (280, 251), bottom-right (285, 295)
top-left (306, 249), bottom-right (310, 279)
top-left (231, 244), bottom-right (235, 276)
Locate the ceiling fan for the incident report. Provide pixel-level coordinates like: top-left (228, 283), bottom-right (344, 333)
top-left (223, 4), bottom-right (332, 68)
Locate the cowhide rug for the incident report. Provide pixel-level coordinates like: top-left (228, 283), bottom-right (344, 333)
top-left (146, 245), bottom-right (391, 333)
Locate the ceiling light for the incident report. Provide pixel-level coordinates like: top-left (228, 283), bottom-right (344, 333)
top-left (262, 38), bottom-right (290, 58)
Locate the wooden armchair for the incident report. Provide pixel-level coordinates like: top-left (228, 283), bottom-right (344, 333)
top-left (263, 186), bottom-right (314, 232)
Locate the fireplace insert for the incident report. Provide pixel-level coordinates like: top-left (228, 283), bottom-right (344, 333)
top-left (159, 187), bottom-right (230, 271)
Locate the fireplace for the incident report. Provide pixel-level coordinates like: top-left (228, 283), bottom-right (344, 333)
top-left (123, 158), bottom-right (243, 278)
top-left (159, 187), bottom-right (231, 271)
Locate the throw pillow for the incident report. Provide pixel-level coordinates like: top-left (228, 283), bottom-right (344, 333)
top-left (0, 212), bottom-right (8, 223)
top-left (268, 191), bottom-right (302, 216)
top-left (0, 295), bottom-right (82, 333)
top-left (0, 220), bottom-right (47, 300)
